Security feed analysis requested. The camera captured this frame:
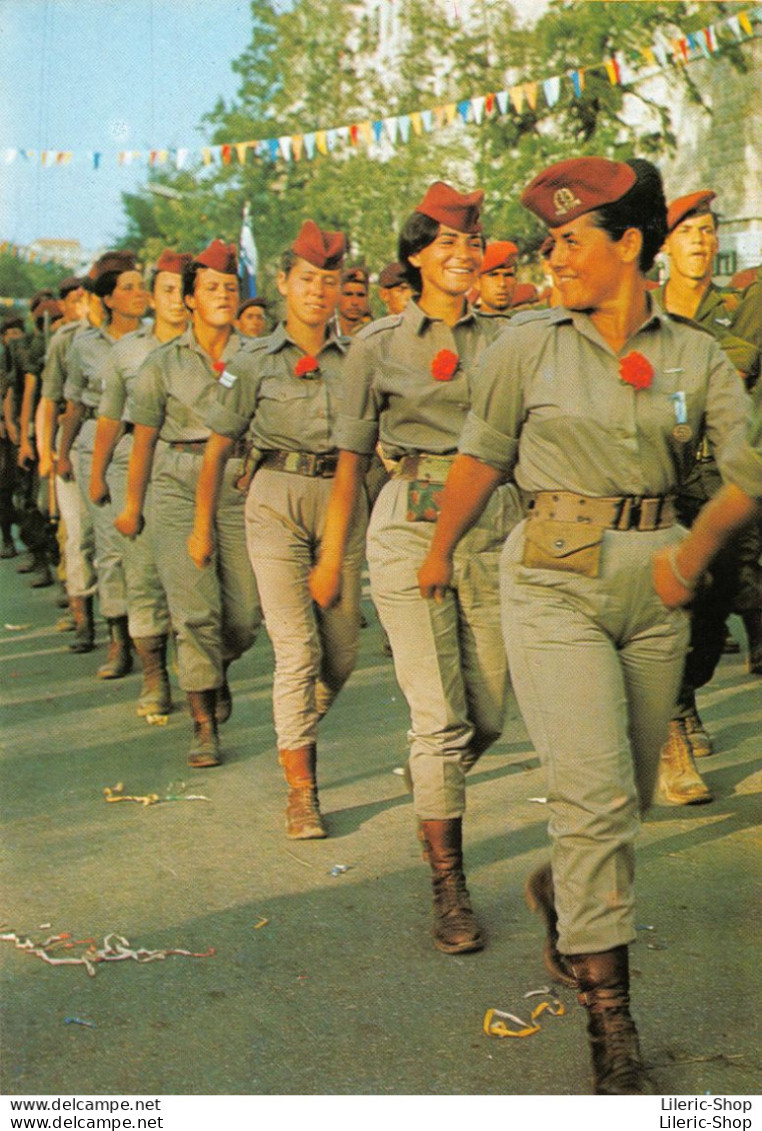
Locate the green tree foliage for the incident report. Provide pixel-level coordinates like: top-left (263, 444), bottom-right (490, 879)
top-left (0, 252), bottom-right (69, 304)
top-left (118, 0), bottom-right (751, 283)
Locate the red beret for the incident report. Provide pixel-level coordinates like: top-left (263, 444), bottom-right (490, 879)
top-left (521, 158), bottom-right (636, 227)
top-left (34, 299), bottom-right (63, 325)
top-left (511, 282), bottom-right (539, 307)
top-left (479, 241), bottom-right (519, 275)
top-left (666, 190), bottom-right (716, 234)
top-left (155, 249), bottom-right (193, 276)
top-left (291, 220), bottom-right (346, 270)
top-left (195, 239), bottom-right (238, 275)
top-left (378, 262), bottom-right (408, 288)
top-left (415, 181), bottom-right (484, 233)
top-left (341, 265), bottom-right (369, 286)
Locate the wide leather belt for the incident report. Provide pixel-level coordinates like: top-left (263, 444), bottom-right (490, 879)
top-left (393, 453), bottom-right (456, 482)
top-left (168, 437), bottom-right (247, 457)
top-left (528, 491), bottom-right (675, 531)
top-left (122, 422), bottom-right (134, 434)
top-left (80, 404), bottom-right (97, 421)
top-left (259, 449), bottom-right (339, 477)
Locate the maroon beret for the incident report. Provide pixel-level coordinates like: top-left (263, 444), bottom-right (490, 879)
top-left (1, 313), bottom-right (25, 333)
top-left (30, 289), bottom-right (56, 314)
top-left (666, 190), bottom-right (716, 234)
top-left (479, 241), bottom-right (519, 275)
top-left (511, 282), bottom-right (539, 307)
top-left (341, 265), bottom-right (369, 286)
top-left (33, 299), bottom-right (63, 325)
top-left (58, 276), bottom-right (85, 299)
top-left (236, 297), bottom-right (267, 318)
top-left (521, 158), bottom-right (636, 227)
top-left (93, 250), bottom-right (138, 280)
top-left (415, 181), bottom-right (484, 233)
top-left (378, 262), bottom-right (408, 288)
top-left (195, 239), bottom-right (238, 275)
top-left (155, 249), bottom-right (193, 276)
top-left (291, 220), bottom-right (346, 270)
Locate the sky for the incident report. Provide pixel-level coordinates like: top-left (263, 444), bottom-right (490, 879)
top-left (0, 0), bottom-right (548, 257)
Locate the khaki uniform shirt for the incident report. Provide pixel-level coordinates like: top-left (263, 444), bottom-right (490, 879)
top-left (335, 300), bottom-right (506, 457)
top-left (731, 267), bottom-right (762, 353)
top-left (459, 304), bottom-right (762, 501)
top-left (99, 324), bottom-right (164, 423)
top-left (654, 283), bottom-right (759, 380)
top-left (207, 322), bottom-right (346, 456)
top-left (128, 325), bottom-right (246, 442)
top-left (40, 320), bottom-right (86, 403)
top-left (64, 325), bottom-right (121, 409)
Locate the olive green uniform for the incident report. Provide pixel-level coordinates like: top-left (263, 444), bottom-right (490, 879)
top-left (335, 301), bottom-right (521, 819)
top-left (128, 326), bottom-right (261, 693)
top-left (208, 323), bottom-right (365, 750)
top-left (459, 303), bottom-right (762, 955)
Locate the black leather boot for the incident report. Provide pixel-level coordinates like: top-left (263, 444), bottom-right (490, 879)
top-left (422, 818), bottom-right (483, 955)
top-left (187, 690), bottom-right (221, 767)
top-left (571, 946), bottom-right (655, 1095)
top-left (97, 616), bottom-right (133, 679)
top-left (215, 661), bottom-right (232, 724)
top-left (524, 863), bottom-right (578, 987)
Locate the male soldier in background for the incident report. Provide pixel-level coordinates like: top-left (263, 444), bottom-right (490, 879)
top-left (336, 266), bottom-right (371, 337)
top-left (475, 240), bottom-right (518, 317)
top-left (377, 261), bottom-right (414, 316)
top-left (235, 297), bottom-right (269, 338)
top-left (654, 190), bottom-right (761, 806)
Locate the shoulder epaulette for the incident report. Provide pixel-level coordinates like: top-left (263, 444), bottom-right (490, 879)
top-left (356, 314), bottom-right (404, 339)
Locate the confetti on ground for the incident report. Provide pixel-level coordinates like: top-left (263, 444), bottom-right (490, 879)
top-left (329, 864), bottom-right (350, 877)
top-left (253, 917), bottom-right (269, 930)
top-left (64, 1017), bottom-right (97, 1028)
top-left (484, 998), bottom-right (565, 1039)
top-left (1, 930), bottom-right (215, 978)
top-left (4, 623), bottom-right (32, 631)
top-left (103, 782), bottom-right (210, 806)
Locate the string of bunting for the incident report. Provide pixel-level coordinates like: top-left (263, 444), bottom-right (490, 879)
top-left (2, 6), bottom-right (759, 172)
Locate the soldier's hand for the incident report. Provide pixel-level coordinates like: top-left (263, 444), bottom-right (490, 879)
top-left (17, 439), bottom-right (35, 469)
top-left (652, 545), bottom-right (695, 609)
top-left (114, 509), bottom-right (144, 539)
top-left (57, 453), bottom-right (75, 482)
top-left (90, 478), bottom-right (111, 506)
top-left (188, 530), bottom-right (213, 570)
top-left (418, 552), bottom-right (453, 603)
top-left (309, 560), bottom-right (342, 609)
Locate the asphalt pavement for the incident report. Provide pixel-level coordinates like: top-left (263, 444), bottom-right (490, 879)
top-left (1, 547), bottom-right (760, 1098)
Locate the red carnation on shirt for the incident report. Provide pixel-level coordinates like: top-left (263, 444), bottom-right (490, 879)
top-left (295, 355), bottom-right (320, 378)
top-left (212, 361), bottom-right (226, 375)
top-left (619, 351), bottom-right (653, 390)
top-left (431, 349), bottom-right (459, 381)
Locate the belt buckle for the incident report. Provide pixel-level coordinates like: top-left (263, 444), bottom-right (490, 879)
top-left (628, 497), bottom-right (642, 530)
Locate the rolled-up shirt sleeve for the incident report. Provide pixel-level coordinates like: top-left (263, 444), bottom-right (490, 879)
top-left (129, 355), bottom-right (166, 430)
top-left (704, 337), bottom-right (762, 498)
top-left (333, 333), bottom-right (381, 454)
top-left (458, 331), bottom-right (523, 475)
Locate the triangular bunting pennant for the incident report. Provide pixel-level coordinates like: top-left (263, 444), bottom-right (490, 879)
top-left (421, 109), bottom-right (434, 132)
top-left (543, 76), bottom-right (561, 107)
top-left (176, 148), bottom-right (189, 169)
top-left (471, 96), bottom-right (485, 124)
top-left (291, 135), bottom-right (304, 160)
top-left (303, 133), bottom-right (316, 159)
top-left (278, 136), bottom-right (292, 161)
top-left (444, 102), bottom-right (457, 124)
top-left (267, 138), bottom-right (279, 160)
top-left (93, 152), bottom-right (101, 169)
top-left (704, 26), bottom-right (717, 53)
top-left (651, 40), bottom-right (669, 67)
top-left (484, 92), bottom-right (495, 115)
top-left (398, 115), bottom-right (411, 142)
top-left (524, 82), bottom-right (538, 110)
top-left (350, 124), bottom-right (360, 146)
top-left (235, 143), bottom-right (249, 164)
top-left (510, 86), bottom-right (524, 114)
top-left (336, 126), bottom-right (350, 145)
top-left (372, 120), bottom-right (384, 143)
top-left (570, 69), bottom-right (585, 96)
top-left (495, 90), bottom-right (509, 115)
top-left (605, 58), bottom-right (621, 85)
top-left (326, 129), bottom-right (337, 151)
top-left (359, 121), bottom-right (372, 145)
top-left (316, 130), bottom-right (329, 155)
top-left (4, 149), bottom-right (17, 164)
top-left (221, 144), bottom-right (232, 165)
top-left (410, 111), bottom-right (423, 136)
top-left (201, 148), bottom-right (213, 165)
top-left (739, 12), bottom-right (753, 35)
top-left (457, 99), bottom-right (471, 123)
top-left (385, 116), bottom-right (398, 144)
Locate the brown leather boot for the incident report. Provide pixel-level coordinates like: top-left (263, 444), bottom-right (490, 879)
top-left (683, 706), bottom-right (713, 758)
top-left (571, 947), bottom-right (655, 1095)
top-left (422, 818), bottom-right (483, 955)
top-left (656, 720), bottom-right (712, 805)
top-left (215, 662), bottom-right (232, 724)
top-left (29, 550), bottom-right (53, 588)
top-left (68, 596), bottom-right (95, 653)
top-left (187, 690), bottom-right (221, 767)
top-left (133, 635), bottom-right (172, 718)
top-left (279, 745), bottom-right (326, 839)
top-left (97, 616), bottom-right (133, 679)
top-left (524, 863), bottom-right (578, 988)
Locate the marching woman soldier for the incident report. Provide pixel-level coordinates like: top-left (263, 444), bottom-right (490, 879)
top-left (57, 252), bottom-right (149, 676)
top-left (90, 250), bottom-right (190, 721)
top-left (189, 221), bottom-right (363, 839)
top-left (310, 183), bottom-right (520, 953)
top-left (417, 158), bottom-right (762, 1092)
top-left (115, 240), bottom-right (261, 767)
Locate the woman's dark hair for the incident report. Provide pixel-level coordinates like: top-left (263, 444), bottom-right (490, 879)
top-left (182, 261), bottom-right (207, 303)
top-left (397, 212), bottom-right (441, 294)
top-left (589, 158), bottom-right (668, 273)
top-left (91, 270), bottom-right (122, 300)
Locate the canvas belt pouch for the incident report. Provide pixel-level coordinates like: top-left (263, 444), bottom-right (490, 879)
top-left (522, 517), bottom-right (605, 578)
top-left (406, 480), bottom-right (444, 523)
